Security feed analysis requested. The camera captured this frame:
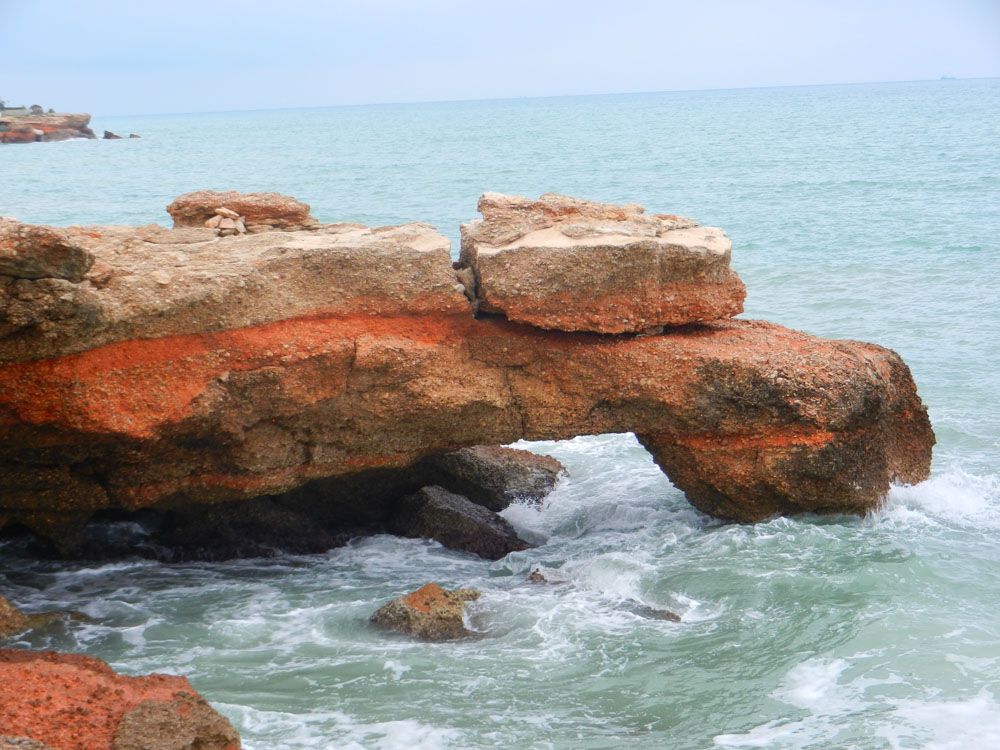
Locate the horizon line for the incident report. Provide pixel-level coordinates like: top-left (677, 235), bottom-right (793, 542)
top-left (97, 74), bottom-right (998, 119)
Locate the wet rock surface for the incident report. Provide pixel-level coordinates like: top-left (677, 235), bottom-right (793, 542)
top-left (389, 485), bottom-right (531, 560)
top-left (370, 582), bottom-right (481, 641)
top-left (0, 650), bottom-right (240, 750)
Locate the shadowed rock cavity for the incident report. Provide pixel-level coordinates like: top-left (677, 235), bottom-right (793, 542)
top-left (0, 190), bottom-right (935, 556)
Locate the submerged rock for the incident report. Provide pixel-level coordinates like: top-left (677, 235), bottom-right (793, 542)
top-left (459, 192), bottom-right (745, 333)
top-left (0, 649), bottom-right (240, 750)
top-left (389, 486), bottom-right (530, 560)
top-left (0, 595), bottom-right (78, 639)
top-left (370, 582), bottom-right (480, 641)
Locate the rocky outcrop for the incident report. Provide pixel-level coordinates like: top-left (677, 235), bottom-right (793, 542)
top-left (0, 191), bottom-right (934, 550)
top-left (0, 220), bottom-right (95, 282)
top-left (420, 446), bottom-right (564, 511)
top-left (0, 113), bottom-right (96, 144)
top-left (0, 650), bottom-right (240, 750)
top-left (388, 485), bottom-right (530, 559)
top-left (459, 193), bottom-right (745, 332)
top-left (370, 583), bottom-right (480, 640)
top-left (0, 595), bottom-right (74, 639)
top-left (166, 191), bottom-right (318, 233)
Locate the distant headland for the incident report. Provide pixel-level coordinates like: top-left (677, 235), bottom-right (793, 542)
top-left (0, 99), bottom-right (138, 143)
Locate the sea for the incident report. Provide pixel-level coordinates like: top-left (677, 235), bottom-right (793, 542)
top-left (2, 78), bottom-right (999, 749)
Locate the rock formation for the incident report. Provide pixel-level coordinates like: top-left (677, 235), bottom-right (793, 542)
top-left (388, 485), bottom-right (530, 559)
top-left (0, 594), bottom-right (73, 639)
top-left (166, 191), bottom-right (318, 233)
top-left (0, 191), bottom-right (934, 552)
top-left (0, 650), bottom-right (240, 750)
top-left (0, 113), bottom-right (96, 144)
top-left (370, 583), bottom-right (481, 640)
top-left (460, 192), bottom-right (746, 332)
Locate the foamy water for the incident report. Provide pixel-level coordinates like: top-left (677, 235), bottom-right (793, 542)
top-left (2, 79), bottom-right (999, 748)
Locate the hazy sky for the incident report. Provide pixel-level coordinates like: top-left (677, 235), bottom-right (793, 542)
top-left (2, 0), bottom-right (998, 115)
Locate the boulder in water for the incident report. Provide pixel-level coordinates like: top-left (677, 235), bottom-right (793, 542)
top-left (370, 582), bottom-right (480, 641)
top-left (388, 485), bottom-right (531, 559)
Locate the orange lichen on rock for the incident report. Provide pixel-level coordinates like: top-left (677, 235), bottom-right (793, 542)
top-left (0, 191), bottom-right (935, 547)
top-left (0, 650), bottom-right (240, 750)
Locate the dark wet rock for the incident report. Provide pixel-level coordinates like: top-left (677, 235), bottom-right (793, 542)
top-left (370, 582), bottom-right (480, 641)
top-left (128, 134), bottom-right (141, 139)
top-left (389, 486), bottom-right (531, 560)
top-left (147, 497), bottom-right (342, 562)
top-left (422, 446), bottom-right (564, 511)
top-left (623, 599), bottom-right (681, 622)
top-left (0, 594), bottom-right (80, 639)
top-left (527, 568), bottom-right (547, 583)
top-left (103, 130), bottom-right (122, 140)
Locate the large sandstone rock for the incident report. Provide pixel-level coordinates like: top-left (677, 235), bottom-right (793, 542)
top-left (0, 650), bottom-right (240, 750)
top-left (370, 582), bottom-right (480, 640)
top-left (459, 192), bottom-right (746, 332)
top-left (166, 190), bottom-right (318, 232)
top-left (388, 485), bottom-right (530, 559)
top-left (0, 195), bottom-right (934, 549)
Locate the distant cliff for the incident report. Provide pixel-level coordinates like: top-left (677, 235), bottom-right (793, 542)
top-left (0, 112), bottom-right (95, 143)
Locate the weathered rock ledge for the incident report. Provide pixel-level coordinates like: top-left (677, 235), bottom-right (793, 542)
top-left (0, 191), bottom-right (934, 549)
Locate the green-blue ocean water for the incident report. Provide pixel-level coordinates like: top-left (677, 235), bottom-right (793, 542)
top-left (2, 79), bottom-right (999, 749)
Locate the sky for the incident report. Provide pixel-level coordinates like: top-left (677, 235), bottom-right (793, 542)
top-left (1, 0), bottom-right (998, 115)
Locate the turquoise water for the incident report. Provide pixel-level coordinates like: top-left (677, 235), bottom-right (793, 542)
top-left (3, 79), bottom-right (1000, 749)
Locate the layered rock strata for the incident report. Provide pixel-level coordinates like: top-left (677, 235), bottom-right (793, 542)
top-left (459, 192), bottom-right (746, 332)
top-left (166, 191), bottom-right (318, 233)
top-left (0, 114), bottom-right (96, 144)
top-left (0, 192), bottom-right (934, 550)
top-left (0, 650), bottom-right (240, 750)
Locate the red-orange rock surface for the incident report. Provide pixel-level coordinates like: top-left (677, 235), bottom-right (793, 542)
top-left (0, 114), bottom-right (96, 144)
top-left (0, 650), bottom-right (240, 750)
top-left (460, 193), bottom-right (746, 332)
top-left (0, 193), bottom-right (934, 546)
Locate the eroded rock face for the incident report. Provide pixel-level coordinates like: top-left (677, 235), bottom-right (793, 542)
top-left (0, 195), bottom-right (934, 547)
top-left (166, 190), bottom-right (318, 233)
top-left (0, 650), bottom-right (240, 750)
top-left (370, 583), bottom-right (480, 640)
top-left (459, 192), bottom-right (746, 332)
top-left (388, 485), bottom-right (530, 559)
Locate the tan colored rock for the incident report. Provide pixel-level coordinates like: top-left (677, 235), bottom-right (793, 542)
top-left (370, 583), bottom-right (480, 640)
top-left (0, 219), bottom-right (94, 282)
top-left (166, 190), bottom-right (318, 232)
top-left (0, 595), bottom-right (30, 638)
top-left (214, 207), bottom-right (240, 220)
top-left (205, 215), bottom-right (223, 229)
top-left (460, 192), bottom-right (746, 333)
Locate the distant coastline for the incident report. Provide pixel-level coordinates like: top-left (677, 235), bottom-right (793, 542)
top-left (0, 101), bottom-right (138, 143)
